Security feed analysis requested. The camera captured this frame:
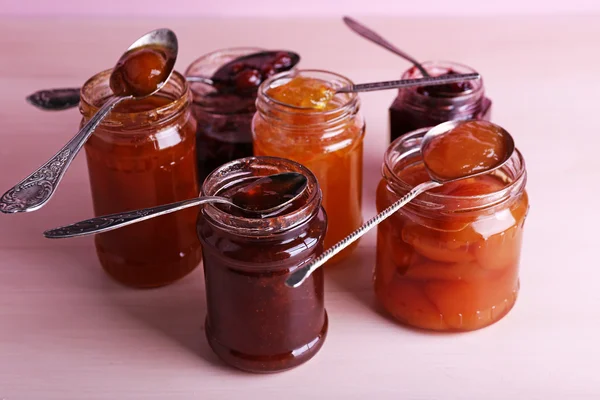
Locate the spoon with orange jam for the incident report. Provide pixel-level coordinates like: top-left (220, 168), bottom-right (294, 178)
top-left (0, 28), bottom-right (178, 214)
top-left (286, 120), bottom-right (515, 288)
top-left (266, 73), bottom-right (480, 110)
top-left (43, 173), bottom-right (308, 238)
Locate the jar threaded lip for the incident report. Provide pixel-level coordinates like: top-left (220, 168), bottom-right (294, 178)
top-left (383, 127), bottom-right (527, 213)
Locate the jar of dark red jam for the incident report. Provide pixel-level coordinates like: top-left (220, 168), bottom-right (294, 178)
top-left (185, 48), bottom-right (263, 185)
top-left (80, 69), bottom-right (202, 288)
top-left (389, 61), bottom-right (492, 142)
top-left (375, 128), bottom-right (528, 331)
top-left (197, 157), bottom-right (328, 373)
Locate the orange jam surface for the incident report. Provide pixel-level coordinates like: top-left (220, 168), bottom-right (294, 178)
top-left (424, 121), bottom-right (509, 180)
top-left (267, 76), bottom-right (335, 110)
top-left (253, 75), bottom-right (364, 262)
top-left (110, 45), bottom-right (170, 97)
top-left (375, 150), bottom-right (528, 331)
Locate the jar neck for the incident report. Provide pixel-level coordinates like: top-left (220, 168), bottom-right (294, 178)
top-left (255, 69), bottom-right (361, 136)
top-left (80, 69), bottom-right (191, 133)
top-left (201, 156), bottom-right (322, 236)
top-left (399, 61), bottom-right (485, 119)
top-left (383, 128), bottom-right (527, 215)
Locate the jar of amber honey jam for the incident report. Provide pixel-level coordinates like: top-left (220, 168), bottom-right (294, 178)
top-left (198, 157), bottom-right (328, 373)
top-left (389, 61), bottom-right (492, 143)
top-left (186, 48), bottom-right (262, 185)
top-left (80, 69), bottom-right (202, 288)
top-left (375, 127), bottom-right (528, 331)
top-left (253, 70), bottom-right (365, 263)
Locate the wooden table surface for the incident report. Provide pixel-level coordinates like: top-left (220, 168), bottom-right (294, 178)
top-left (1, 15), bottom-right (599, 400)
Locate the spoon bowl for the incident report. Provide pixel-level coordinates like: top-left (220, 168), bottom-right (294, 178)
top-left (43, 172), bottom-right (308, 239)
top-left (285, 120), bottom-right (516, 288)
top-left (1, 28), bottom-right (178, 214)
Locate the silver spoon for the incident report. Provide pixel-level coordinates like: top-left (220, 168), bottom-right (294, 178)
top-left (26, 50), bottom-right (301, 111)
top-left (285, 120), bottom-right (515, 288)
top-left (343, 16), bottom-right (430, 77)
top-left (338, 73), bottom-right (479, 94)
top-left (0, 28), bottom-right (178, 214)
top-left (43, 172), bottom-right (308, 239)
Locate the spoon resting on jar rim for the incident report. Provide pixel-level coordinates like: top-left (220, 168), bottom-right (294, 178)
top-left (0, 28), bottom-right (178, 214)
top-left (26, 50), bottom-right (301, 111)
top-left (286, 120), bottom-right (515, 288)
top-left (43, 172), bottom-right (308, 239)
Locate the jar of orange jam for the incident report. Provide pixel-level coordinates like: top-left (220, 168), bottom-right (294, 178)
top-left (80, 69), bottom-right (202, 288)
top-left (375, 127), bottom-right (528, 331)
top-left (198, 156), bottom-right (328, 373)
top-left (252, 70), bottom-right (365, 262)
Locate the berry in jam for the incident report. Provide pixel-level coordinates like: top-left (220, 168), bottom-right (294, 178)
top-left (417, 69), bottom-right (474, 97)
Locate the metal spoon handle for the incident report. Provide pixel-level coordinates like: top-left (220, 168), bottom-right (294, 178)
top-left (0, 96), bottom-right (127, 214)
top-left (338, 73), bottom-right (480, 94)
top-left (26, 88), bottom-right (82, 111)
top-left (286, 180), bottom-right (441, 288)
top-left (44, 196), bottom-right (235, 238)
top-left (343, 16), bottom-right (430, 77)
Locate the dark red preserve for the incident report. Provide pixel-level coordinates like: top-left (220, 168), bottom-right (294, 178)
top-left (197, 156), bottom-right (328, 373)
top-left (389, 61), bottom-right (492, 142)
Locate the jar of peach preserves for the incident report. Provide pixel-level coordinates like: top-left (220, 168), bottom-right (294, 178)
top-left (375, 127), bottom-right (529, 331)
top-left (252, 70), bottom-right (365, 263)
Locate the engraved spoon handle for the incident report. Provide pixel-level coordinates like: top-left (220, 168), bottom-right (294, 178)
top-left (343, 16), bottom-right (430, 77)
top-left (0, 96), bottom-right (128, 214)
top-left (286, 180), bottom-right (441, 288)
top-left (337, 73), bottom-right (480, 94)
top-left (44, 196), bottom-right (236, 238)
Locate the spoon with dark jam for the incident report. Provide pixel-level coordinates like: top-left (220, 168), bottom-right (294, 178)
top-left (27, 50), bottom-right (300, 110)
top-left (43, 173), bottom-right (308, 238)
top-left (1, 28), bottom-right (178, 214)
top-left (286, 120), bottom-right (515, 288)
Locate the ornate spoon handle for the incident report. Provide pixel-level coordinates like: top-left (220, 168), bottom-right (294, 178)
top-left (44, 196), bottom-right (235, 238)
top-left (26, 88), bottom-right (81, 111)
top-left (0, 96), bottom-right (128, 214)
top-left (343, 16), bottom-right (430, 77)
top-left (337, 73), bottom-right (480, 94)
top-left (285, 180), bottom-right (441, 288)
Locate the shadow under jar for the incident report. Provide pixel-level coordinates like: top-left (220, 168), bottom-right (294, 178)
top-left (197, 157), bottom-right (328, 373)
top-left (186, 48), bottom-right (263, 185)
top-left (252, 70), bottom-right (365, 264)
top-left (389, 61), bottom-right (492, 143)
top-left (80, 69), bottom-right (202, 288)
top-left (375, 128), bottom-right (529, 331)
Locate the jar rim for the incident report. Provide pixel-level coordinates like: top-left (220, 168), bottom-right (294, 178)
top-left (79, 68), bottom-right (190, 121)
top-left (201, 156), bottom-right (322, 236)
top-left (383, 127), bottom-right (527, 212)
top-left (258, 69), bottom-right (359, 115)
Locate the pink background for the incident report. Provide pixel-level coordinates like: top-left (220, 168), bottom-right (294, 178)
top-left (3, 0), bottom-right (600, 16)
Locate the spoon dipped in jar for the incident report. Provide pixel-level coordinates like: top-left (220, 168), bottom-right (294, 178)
top-left (43, 172), bottom-right (308, 238)
top-left (285, 120), bottom-right (515, 288)
top-left (0, 28), bottom-right (178, 214)
top-left (26, 50), bottom-right (301, 111)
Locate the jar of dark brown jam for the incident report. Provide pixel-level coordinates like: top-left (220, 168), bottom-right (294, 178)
top-left (389, 61), bottom-right (492, 143)
top-left (197, 157), bottom-right (328, 373)
top-left (80, 69), bottom-right (202, 288)
top-left (185, 48), bottom-right (262, 185)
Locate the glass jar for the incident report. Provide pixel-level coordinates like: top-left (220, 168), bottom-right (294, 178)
top-left (253, 70), bottom-right (365, 263)
top-left (80, 69), bottom-right (202, 288)
top-left (389, 61), bottom-right (492, 143)
top-left (198, 156), bottom-right (328, 373)
top-left (375, 127), bottom-right (529, 331)
top-left (185, 47), bottom-right (262, 185)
